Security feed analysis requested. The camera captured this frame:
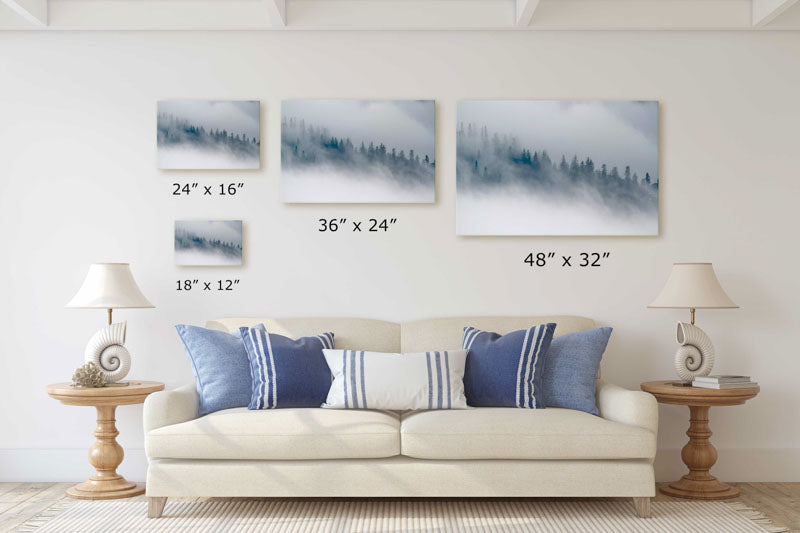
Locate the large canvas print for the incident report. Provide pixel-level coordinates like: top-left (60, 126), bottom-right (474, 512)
top-left (158, 100), bottom-right (260, 169)
top-left (175, 220), bottom-right (243, 266)
top-left (457, 101), bottom-right (659, 236)
top-left (281, 100), bottom-right (435, 203)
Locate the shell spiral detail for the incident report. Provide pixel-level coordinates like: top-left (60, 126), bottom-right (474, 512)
top-left (84, 322), bottom-right (130, 383)
top-left (674, 322), bottom-right (715, 382)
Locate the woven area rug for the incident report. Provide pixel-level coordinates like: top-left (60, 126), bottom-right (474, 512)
top-left (16, 499), bottom-right (788, 533)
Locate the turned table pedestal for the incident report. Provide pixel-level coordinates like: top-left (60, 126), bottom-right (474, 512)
top-left (45, 381), bottom-right (164, 500)
top-left (640, 380), bottom-right (759, 500)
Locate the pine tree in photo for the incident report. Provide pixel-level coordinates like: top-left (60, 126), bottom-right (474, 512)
top-left (281, 117), bottom-right (435, 188)
top-left (456, 122), bottom-right (658, 218)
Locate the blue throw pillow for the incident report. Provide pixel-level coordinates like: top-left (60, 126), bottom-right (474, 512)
top-left (175, 325), bottom-right (252, 417)
top-left (240, 325), bottom-right (334, 409)
top-left (542, 327), bottom-right (613, 415)
top-left (462, 323), bottom-right (556, 408)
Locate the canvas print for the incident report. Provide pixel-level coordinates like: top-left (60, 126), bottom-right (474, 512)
top-left (457, 100), bottom-right (659, 236)
top-left (158, 100), bottom-right (260, 169)
top-left (174, 220), bottom-right (243, 266)
top-left (281, 100), bottom-right (435, 203)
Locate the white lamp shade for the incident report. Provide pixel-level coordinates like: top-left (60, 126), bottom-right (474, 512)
top-left (66, 263), bottom-right (154, 309)
top-left (648, 262), bottom-right (738, 309)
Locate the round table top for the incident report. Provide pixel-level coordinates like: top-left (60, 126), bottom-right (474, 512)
top-left (46, 381), bottom-right (165, 407)
top-left (640, 380), bottom-right (759, 407)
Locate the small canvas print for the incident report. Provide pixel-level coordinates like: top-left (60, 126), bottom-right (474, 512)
top-left (175, 220), bottom-right (243, 266)
top-left (158, 100), bottom-right (260, 169)
top-left (281, 100), bottom-right (435, 203)
top-left (457, 100), bottom-right (659, 236)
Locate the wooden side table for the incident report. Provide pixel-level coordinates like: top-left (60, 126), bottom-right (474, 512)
top-left (640, 380), bottom-right (759, 500)
top-left (45, 381), bottom-right (165, 500)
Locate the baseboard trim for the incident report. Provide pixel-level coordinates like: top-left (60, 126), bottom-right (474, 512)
top-left (0, 448), bottom-right (148, 482)
top-left (654, 448), bottom-right (800, 482)
top-left (2, 448), bottom-right (798, 483)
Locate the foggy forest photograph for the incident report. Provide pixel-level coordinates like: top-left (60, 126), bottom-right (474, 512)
top-left (457, 100), bottom-right (659, 236)
top-left (175, 220), bottom-right (243, 266)
top-left (281, 100), bottom-right (435, 203)
top-left (158, 100), bottom-right (260, 169)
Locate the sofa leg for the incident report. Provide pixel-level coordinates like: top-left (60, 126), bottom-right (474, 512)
top-left (148, 497), bottom-right (167, 518)
top-left (632, 497), bottom-right (652, 518)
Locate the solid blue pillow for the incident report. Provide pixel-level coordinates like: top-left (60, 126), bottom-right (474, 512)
top-left (542, 327), bottom-right (613, 415)
top-left (240, 325), bottom-right (334, 409)
top-left (462, 323), bottom-right (556, 408)
top-left (175, 325), bottom-right (252, 417)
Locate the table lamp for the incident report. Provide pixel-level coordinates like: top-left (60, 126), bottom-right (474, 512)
top-left (66, 263), bottom-right (154, 384)
top-left (648, 263), bottom-right (738, 383)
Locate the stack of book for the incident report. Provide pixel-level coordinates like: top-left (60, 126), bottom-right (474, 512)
top-left (692, 375), bottom-right (758, 389)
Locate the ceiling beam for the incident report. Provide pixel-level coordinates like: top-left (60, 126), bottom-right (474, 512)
top-left (286, 0), bottom-right (511, 29)
top-left (1, 0), bottom-right (47, 26)
top-left (752, 0), bottom-right (800, 26)
top-left (515, 0), bottom-right (541, 27)
top-left (263, 0), bottom-right (286, 26)
top-left (0, 0), bottom-right (793, 31)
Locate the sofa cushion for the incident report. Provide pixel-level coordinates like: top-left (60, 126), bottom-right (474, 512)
top-left (240, 324), bottom-right (334, 410)
top-left (462, 324), bottom-right (556, 408)
top-left (542, 327), bottom-right (613, 415)
top-left (400, 408), bottom-right (655, 460)
top-left (322, 349), bottom-right (469, 410)
top-left (208, 317), bottom-right (401, 352)
top-left (175, 325), bottom-right (252, 417)
top-left (400, 316), bottom-right (595, 353)
top-left (146, 408), bottom-right (400, 460)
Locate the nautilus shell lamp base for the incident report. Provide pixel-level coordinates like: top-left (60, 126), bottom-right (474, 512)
top-left (674, 320), bottom-right (715, 383)
top-left (85, 321), bottom-right (132, 384)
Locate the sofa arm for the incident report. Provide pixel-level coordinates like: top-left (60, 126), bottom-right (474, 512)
top-left (143, 384), bottom-right (199, 433)
top-left (596, 379), bottom-right (658, 435)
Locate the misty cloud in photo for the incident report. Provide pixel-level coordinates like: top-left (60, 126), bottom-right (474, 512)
top-left (175, 220), bottom-right (243, 266)
top-left (281, 100), bottom-right (435, 203)
top-left (457, 100), bottom-right (659, 236)
top-left (158, 100), bottom-right (260, 170)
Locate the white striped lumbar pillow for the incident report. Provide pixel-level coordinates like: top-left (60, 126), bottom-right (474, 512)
top-left (321, 349), bottom-right (469, 410)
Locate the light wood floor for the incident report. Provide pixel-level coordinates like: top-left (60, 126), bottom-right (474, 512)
top-left (1, 482), bottom-right (798, 532)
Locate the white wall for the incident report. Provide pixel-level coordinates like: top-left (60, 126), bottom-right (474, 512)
top-left (1, 30), bottom-right (798, 483)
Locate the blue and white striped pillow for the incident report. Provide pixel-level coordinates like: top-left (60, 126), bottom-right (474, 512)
top-left (240, 324), bottom-right (334, 409)
top-left (321, 349), bottom-right (469, 410)
top-left (462, 323), bottom-right (556, 408)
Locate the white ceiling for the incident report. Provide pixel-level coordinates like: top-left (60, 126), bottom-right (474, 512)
top-left (1, 0), bottom-right (799, 30)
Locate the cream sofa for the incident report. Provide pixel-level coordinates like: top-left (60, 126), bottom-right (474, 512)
top-left (144, 316), bottom-right (658, 518)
